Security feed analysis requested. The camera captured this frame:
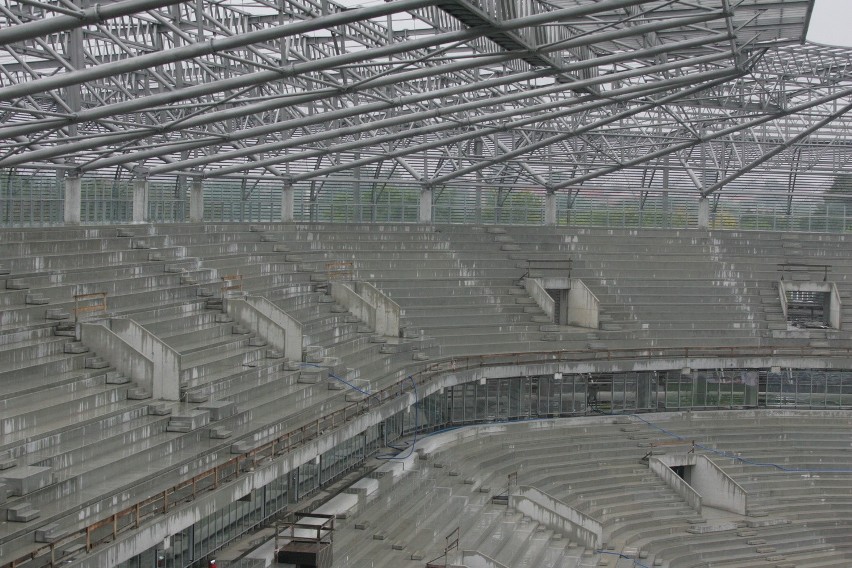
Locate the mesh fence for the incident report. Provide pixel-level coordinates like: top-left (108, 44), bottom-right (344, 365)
top-left (3, 172), bottom-right (852, 231)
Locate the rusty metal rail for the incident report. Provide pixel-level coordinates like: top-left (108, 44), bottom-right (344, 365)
top-left (221, 274), bottom-right (243, 296)
top-left (73, 291), bottom-right (107, 322)
top-left (7, 344), bottom-right (852, 567)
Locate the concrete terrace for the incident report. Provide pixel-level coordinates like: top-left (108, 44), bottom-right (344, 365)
top-left (329, 411), bottom-right (852, 568)
top-left (0, 224), bottom-right (851, 567)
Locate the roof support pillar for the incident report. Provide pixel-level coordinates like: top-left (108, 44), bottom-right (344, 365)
top-left (698, 196), bottom-right (710, 230)
top-left (189, 180), bottom-right (204, 223)
top-left (64, 174), bottom-right (81, 225)
top-left (281, 178), bottom-right (295, 222)
top-left (474, 139), bottom-right (483, 223)
top-left (545, 192), bottom-right (557, 226)
top-left (419, 185), bottom-right (433, 224)
top-left (353, 159), bottom-right (362, 223)
top-left (133, 177), bottom-right (149, 224)
top-left (662, 155), bottom-right (670, 229)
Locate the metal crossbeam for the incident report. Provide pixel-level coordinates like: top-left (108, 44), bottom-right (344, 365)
top-left (0, 0), bottom-right (849, 207)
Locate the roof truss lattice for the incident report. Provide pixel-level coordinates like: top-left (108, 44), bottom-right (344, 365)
top-left (0, 0), bottom-right (850, 202)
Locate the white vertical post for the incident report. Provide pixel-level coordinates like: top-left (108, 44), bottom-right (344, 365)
top-left (281, 180), bottom-right (294, 222)
top-left (189, 180), bottom-right (204, 222)
top-left (353, 158), bottom-right (362, 222)
top-left (132, 177), bottom-right (149, 223)
top-left (662, 155), bottom-right (670, 229)
top-left (419, 185), bottom-right (433, 224)
top-left (544, 192), bottom-right (557, 226)
top-left (698, 196), bottom-right (710, 229)
top-left (64, 174), bottom-right (82, 225)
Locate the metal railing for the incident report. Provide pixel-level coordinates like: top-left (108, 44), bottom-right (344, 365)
top-left (2, 172), bottom-right (852, 233)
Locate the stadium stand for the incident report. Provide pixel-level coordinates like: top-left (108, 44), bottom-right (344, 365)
top-left (1, 224), bottom-right (852, 568)
top-left (2, 0), bottom-right (852, 567)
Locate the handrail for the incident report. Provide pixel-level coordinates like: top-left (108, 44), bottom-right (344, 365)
top-left (221, 274), bottom-right (243, 297)
top-left (10, 343), bottom-right (852, 567)
top-left (522, 256), bottom-right (572, 280)
top-left (778, 262), bottom-right (831, 281)
top-left (73, 291), bottom-right (108, 322)
top-left (325, 260), bottom-right (353, 281)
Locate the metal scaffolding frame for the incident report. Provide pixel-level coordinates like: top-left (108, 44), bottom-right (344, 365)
top-left (0, 0), bottom-right (849, 219)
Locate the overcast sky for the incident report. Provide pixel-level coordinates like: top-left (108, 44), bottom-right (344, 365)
top-left (808, 0), bottom-right (852, 46)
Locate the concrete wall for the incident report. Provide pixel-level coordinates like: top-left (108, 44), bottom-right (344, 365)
top-left (691, 454), bottom-right (748, 515)
top-left (510, 486), bottom-right (603, 548)
top-left (107, 318), bottom-right (181, 401)
top-left (525, 278), bottom-right (554, 322)
top-left (777, 281), bottom-right (788, 321)
top-left (79, 320), bottom-right (178, 400)
top-left (79, 322), bottom-right (155, 395)
top-left (226, 296), bottom-right (303, 361)
top-left (652, 454), bottom-right (747, 515)
top-left (527, 277), bottom-right (598, 328)
top-left (566, 279), bottom-right (599, 329)
top-left (329, 281), bottom-right (401, 337)
top-left (330, 281), bottom-right (375, 331)
top-left (650, 456), bottom-right (702, 513)
top-left (354, 281), bottom-right (400, 337)
top-left (831, 282), bottom-right (842, 330)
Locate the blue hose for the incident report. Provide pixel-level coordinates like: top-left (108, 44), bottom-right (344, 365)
top-left (595, 550), bottom-right (651, 568)
top-left (300, 362), bottom-right (372, 396)
top-left (377, 375), bottom-right (419, 461)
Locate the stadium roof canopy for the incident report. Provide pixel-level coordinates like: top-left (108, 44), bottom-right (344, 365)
top-left (0, 0), bottom-right (850, 204)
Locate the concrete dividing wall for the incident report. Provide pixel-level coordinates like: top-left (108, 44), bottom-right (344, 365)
top-left (330, 281), bottom-right (375, 330)
top-left (107, 318), bottom-right (181, 401)
top-left (525, 278), bottom-right (554, 322)
top-left (831, 282), bottom-right (842, 330)
top-left (354, 282), bottom-right (400, 337)
top-left (567, 279), bottom-right (599, 329)
top-left (527, 277), bottom-right (598, 328)
top-left (227, 296), bottom-right (303, 361)
top-left (651, 454), bottom-right (747, 515)
top-left (692, 454), bottom-right (748, 515)
top-left (80, 322), bottom-right (155, 396)
top-left (329, 281), bottom-right (401, 337)
top-left (778, 281), bottom-right (788, 321)
top-left (650, 456), bottom-right (702, 513)
top-left (510, 486), bottom-right (603, 548)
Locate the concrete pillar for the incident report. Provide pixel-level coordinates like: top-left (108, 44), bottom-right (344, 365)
top-left (662, 155), bottom-right (670, 228)
top-left (64, 175), bottom-right (82, 225)
top-left (132, 177), bottom-right (149, 223)
top-left (743, 370), bottom-right (758, 407)
top-left (474, 139), bottom-right (483, 223)
top-left (697, 196), bottom-right (710, 229)
top-left (544, 192), bottom-right (557, 226)
top-left (189, 180), bottom-right (204, 222)
top-left (353, 159), bottom-right (362, 222)
top-left (637, 373), bottom-right (654, 410)
top-left (419, 186), bottom-right (433, 223)
top-left (281, 181), bottom-right (294, 222)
